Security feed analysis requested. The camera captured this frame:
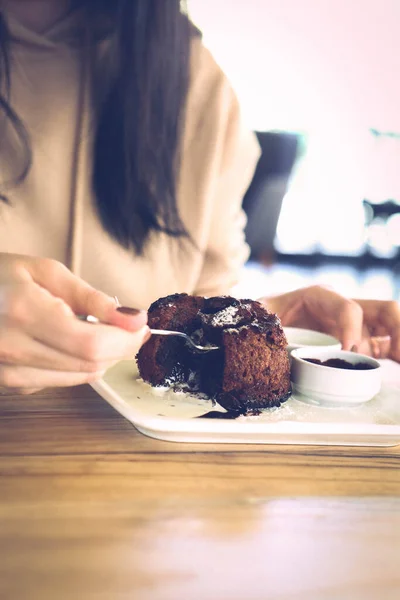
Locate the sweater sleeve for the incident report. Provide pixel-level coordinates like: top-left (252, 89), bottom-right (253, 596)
top-left (190, 55), bottom-right (261, 297)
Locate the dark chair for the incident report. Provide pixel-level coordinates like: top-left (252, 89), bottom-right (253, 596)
top-left (243, 131), bottom-right (300, 262)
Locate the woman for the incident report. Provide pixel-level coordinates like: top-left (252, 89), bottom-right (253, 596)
top-left (0, 0), bottom-right (398, 393)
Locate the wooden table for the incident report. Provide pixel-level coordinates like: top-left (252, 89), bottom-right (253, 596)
top-left (1, 385), bottom-right (400, 600)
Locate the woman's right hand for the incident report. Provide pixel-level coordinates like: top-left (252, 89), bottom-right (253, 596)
top-left (0, 254), bottom-right (149, 393)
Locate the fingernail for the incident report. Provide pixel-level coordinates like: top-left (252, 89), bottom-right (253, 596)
top-left (116, 306), bottom-right (144, 316)
top-left (350, 344), bottom-right (358, 353)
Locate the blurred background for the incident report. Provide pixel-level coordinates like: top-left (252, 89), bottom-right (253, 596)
top-left (188, 0), bottom-right (400, 300)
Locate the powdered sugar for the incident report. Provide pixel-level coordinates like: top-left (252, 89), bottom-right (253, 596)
top-left (209, 305), bottom-right (242, 327)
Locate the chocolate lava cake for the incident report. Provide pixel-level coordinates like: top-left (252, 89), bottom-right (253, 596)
top-left (136, 294), bottom-right (291, 414)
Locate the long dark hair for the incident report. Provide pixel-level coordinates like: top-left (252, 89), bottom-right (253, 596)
top-left (0, 0), bottom-right (193, 254)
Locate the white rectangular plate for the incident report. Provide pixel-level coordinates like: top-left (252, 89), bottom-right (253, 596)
top-left (91, 360), bottom-right (400, 447)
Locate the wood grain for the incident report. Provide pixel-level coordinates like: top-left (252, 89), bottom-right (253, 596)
top-left (1, 385), bottom-right (400, 600)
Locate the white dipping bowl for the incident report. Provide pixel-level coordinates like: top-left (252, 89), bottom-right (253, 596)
top-left (284, 327), bottom-right (341, 354)
top-left (291, 348), bottom-right (381, 406)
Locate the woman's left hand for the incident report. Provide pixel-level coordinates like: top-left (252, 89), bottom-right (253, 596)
top-left (259, 285), bottom-right (400, 362)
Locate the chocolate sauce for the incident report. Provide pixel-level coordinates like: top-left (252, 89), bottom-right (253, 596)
top-left (196, 406), bottom-right (266, 419)
top-left (196, 388), bottom-right (292, 419)
top-left (304, 358), bottom-right (376, 370)
top-left (196, 409), bottom-right (241, 420)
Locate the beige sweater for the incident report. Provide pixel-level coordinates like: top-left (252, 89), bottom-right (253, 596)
top-left (0, 11), bottom-right (260, 308)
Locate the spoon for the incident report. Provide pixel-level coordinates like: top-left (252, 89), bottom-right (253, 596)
top-left (76, 315), bottom-right (219, 354)
top-left (149, 328), bottom-right (219, 354)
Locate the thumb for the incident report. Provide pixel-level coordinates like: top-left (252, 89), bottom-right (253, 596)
top-left (27, 257), bottom-right (147, 332)
top-left (336, 300), bottom-right (363, 351)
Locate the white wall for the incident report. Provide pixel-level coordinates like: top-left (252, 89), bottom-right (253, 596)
top-left (189, 0), bottom-right (400, 132)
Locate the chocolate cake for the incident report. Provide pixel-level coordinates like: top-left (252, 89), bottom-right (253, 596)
top-left (136, 294), bottom-right (291, 414)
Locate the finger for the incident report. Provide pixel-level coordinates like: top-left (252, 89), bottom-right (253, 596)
top-left (34, 318), bottom-right (150, 363)
top-left (0, 364), bottom-right (106, 389)
top-left (361, 336), bottom-right (391, 360)
top-left (304, 287), bottom-right (364, 350)
top-left (355, 299), bottom-right (400, 361)
top-left (383, 304), bottom-right (400, 362)
top-left (388, 328), bottom-right (400, 362)
top-left (3, 281), bottom-right (150, 361)
top-left (355, 323), bottom-right (374, 356)
top-left (375, 307), bottom-right (400, 362)
top-left (333, 301), bottom-right (364, 351)
top-left (371, 336), bottom-right (391, 360)
top-left (20, 257), bottom-right (147, 331)
top-left (0, 387), bottom-right (43, 396)
top-left (369, 337), bottom-right (381, 359)
top-left (0, 328), bottom-right (117, 372)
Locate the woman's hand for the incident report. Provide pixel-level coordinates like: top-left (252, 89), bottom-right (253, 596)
top-left (259, 285), bottom-right (400, 362)
top-left (0, 254), bottom-right (149, 393)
